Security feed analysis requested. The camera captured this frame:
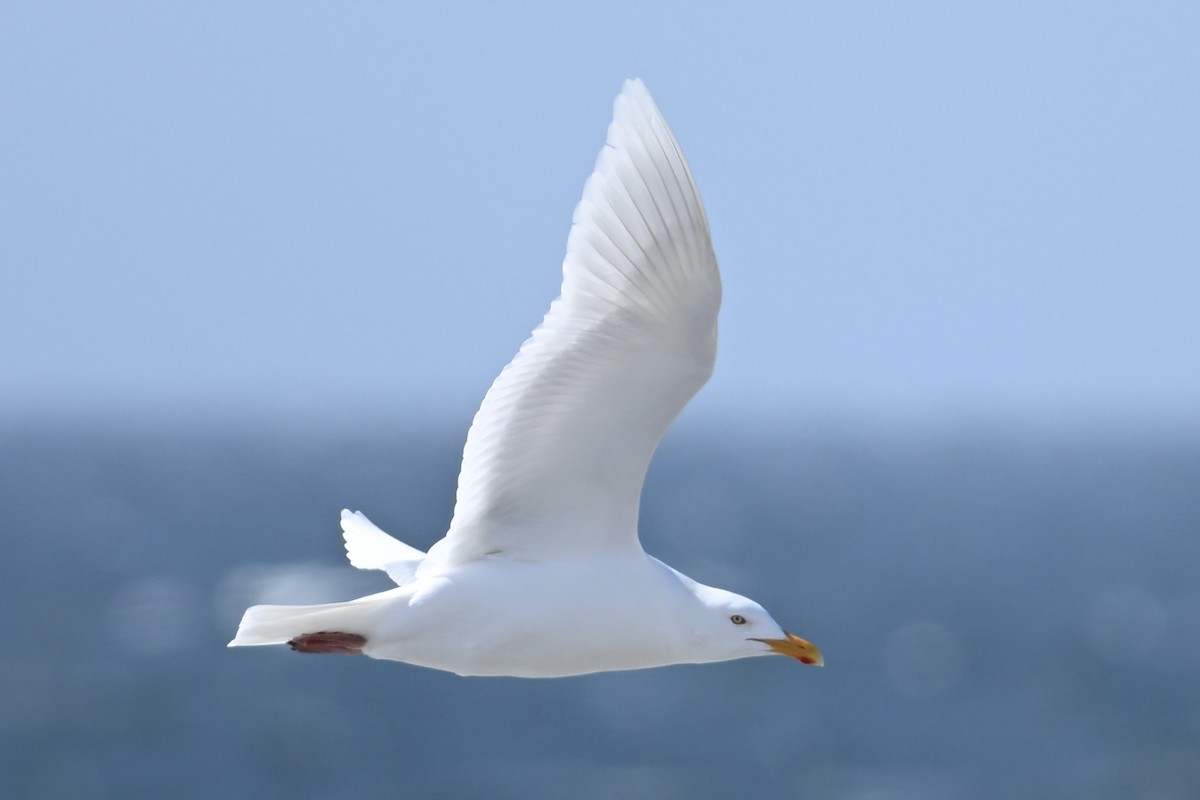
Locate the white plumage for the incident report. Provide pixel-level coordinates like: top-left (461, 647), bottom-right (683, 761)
top-left (228, 80), bottom-right (821, 677)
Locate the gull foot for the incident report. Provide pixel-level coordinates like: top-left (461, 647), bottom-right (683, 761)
top-left (288, 631), bottom-right (367, 655)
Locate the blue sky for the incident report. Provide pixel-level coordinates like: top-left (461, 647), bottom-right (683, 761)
top-left (5, 2), bottom-right (1198, 431)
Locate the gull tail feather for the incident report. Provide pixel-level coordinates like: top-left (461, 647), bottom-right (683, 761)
top-left (228, 599), bottom-right (380, 647)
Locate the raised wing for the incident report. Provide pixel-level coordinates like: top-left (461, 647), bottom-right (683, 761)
top-left (430, 80), bottom-right (720, 566)
top-left (340, 510), bottom-right (425, 585)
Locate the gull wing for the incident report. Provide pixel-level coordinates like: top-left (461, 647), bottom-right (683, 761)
top-left (429, 80), bottom-right (720, 566)
top-left (340, 510), bottom-right (425, 585)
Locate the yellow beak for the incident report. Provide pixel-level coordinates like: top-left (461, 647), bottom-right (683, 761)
top-left (750, 632), bottom-right (824, 666)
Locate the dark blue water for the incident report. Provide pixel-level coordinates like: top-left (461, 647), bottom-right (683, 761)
top-left (4, 417), bottom-right (1198, 799)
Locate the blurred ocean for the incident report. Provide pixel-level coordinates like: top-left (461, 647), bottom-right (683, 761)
top-left (3, 416), bottom-right (1198, 799)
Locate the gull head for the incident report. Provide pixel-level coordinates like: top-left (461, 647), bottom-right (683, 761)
top-left (687, 583), bottom-right (823, 667)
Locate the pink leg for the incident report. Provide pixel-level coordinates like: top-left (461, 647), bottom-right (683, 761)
top-left (288, 631), bottom-right (367, 655)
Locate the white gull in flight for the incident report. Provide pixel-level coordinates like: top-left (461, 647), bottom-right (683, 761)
top-left (229, 79), bottom-right (823, 677)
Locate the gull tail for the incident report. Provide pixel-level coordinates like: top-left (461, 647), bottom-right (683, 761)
top-left (228, 597), bottom-right (383, 648)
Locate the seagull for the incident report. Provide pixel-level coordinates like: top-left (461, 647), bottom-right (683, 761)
top-left (228, 79), bottom-right (822, 677)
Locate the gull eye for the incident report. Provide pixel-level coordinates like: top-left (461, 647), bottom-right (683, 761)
top-left (730, 614), bottom-right (747, 625)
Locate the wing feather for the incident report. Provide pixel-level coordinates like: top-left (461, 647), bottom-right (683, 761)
top-left (430, 80), bottom-right (720, 566)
